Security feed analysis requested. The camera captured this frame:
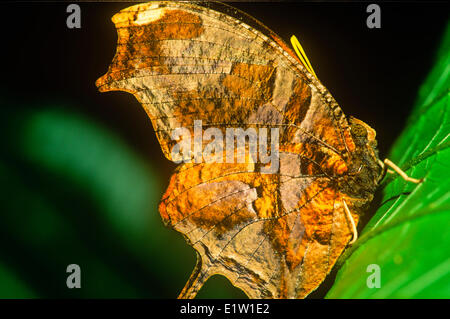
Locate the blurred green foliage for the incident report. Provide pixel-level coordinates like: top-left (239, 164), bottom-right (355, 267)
top-left (0, 106), bottom-right (244, 298)
top-left (327, 21), bottom-right (450, 298)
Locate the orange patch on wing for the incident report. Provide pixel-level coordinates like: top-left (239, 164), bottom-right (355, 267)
top-left (313, 114), bottom-right (348, 153)
top-left (299, 186), bottom-right (336, 245)
top-left (283, 78), bottom-right (312, 142)
top-left (159, 161), bottom-right (280, 231)
top-left (222, 62), bottom-right (275, 99)
top-left (280, 143), bottom-right (348, 177)
top-left (253, 180), bottom-right (278, 219)
top-left (189, 204), bottom-right (255, 235)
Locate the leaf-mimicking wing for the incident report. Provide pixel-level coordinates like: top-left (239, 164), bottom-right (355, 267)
top-left (96, 1), bottom-right (382, 298)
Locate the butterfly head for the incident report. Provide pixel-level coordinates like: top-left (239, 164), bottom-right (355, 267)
top-left (345, 116), bottom-right (383, 193)
top-left (349, 117), bottom-right (377, 150)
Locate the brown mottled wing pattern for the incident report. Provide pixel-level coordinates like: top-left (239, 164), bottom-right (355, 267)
top-left (96, 1), bottom-right (379, 298)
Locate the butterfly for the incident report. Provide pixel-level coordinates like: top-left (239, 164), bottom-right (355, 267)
top-left (96, 1), bottom-right (415, 298)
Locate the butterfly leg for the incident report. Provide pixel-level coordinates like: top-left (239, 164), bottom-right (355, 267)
top-left (342, 199), bottom-right (358, 245)
top-left (377, 159), bottom-right (422, 184)
top-left (377, 159), bottom-right (394, 180)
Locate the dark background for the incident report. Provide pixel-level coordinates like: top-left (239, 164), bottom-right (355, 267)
top-left (0, 1), bottom-right (448, 298)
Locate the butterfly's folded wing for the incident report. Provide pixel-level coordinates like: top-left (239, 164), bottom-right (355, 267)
top-left (96, 1), bottom-right (368, 298)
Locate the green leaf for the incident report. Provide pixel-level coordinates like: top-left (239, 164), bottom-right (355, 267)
top-left (326, 21), bottom-right (450, 299)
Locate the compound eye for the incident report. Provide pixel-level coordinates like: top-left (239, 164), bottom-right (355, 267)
top-left (351, 123), bottom-right (368, 139)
